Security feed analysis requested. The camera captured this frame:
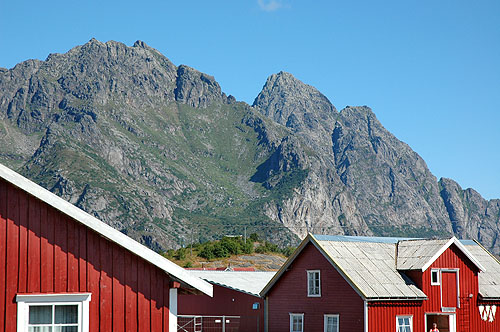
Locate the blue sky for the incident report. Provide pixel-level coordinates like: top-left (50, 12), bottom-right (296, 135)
top-left (1, 0), bottom-right (499, 199)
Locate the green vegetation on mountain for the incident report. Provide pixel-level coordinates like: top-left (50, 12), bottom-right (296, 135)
top-left (163, 234), bottom-right (295, 269)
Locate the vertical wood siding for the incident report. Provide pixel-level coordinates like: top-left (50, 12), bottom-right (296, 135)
top-left (267, 242), bottom-right (364, 332)
top-left (0, 179), bottom-right (173, 331)
top-left (369, 244), bottom-right (500, 332)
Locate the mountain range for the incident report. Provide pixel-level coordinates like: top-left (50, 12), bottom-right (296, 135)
top-left (1, 39), bottom-right (499, 254)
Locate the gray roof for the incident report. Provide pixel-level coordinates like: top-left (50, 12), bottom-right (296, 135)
top-left (396, 237), bottom-right (484, 272)
top-left (396, 239), bottom-right (451, 270)
top-left (314, 235), bottom-right (415, 244)
top-left (316, 238), bottom-right (427, 300)
top-left (189, 271), bottom-right (275, 297)
top-left (463, 242), bottom-right (500, 299)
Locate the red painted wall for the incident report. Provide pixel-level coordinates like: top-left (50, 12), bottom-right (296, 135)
top-left (266, 242), bottom-right (364, 332)
top-left (0, 179), bottom-right (173, 331)
top-left (369, 244), bottom-right (500, 332)
top-left (178, 283), bottom-right (265, 332)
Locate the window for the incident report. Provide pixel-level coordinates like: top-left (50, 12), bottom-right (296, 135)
top-left (431, 269), bottom-right (440, 285)
top-left (324, 314), bottom-right (339, 332)
top-left (396, 315), bottom-right (412, 332)
top-left (16, 293), bottom-right (91, 332)
top-left (290, 313), bottom-right (304, 332)
top-left (307, 270), bottom-right (321, 297)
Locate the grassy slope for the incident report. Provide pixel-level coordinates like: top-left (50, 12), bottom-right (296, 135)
top-left (17, 99), bottom-right (304, 247)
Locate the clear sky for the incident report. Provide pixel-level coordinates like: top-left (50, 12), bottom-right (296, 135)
top-left (1, 0), bottom-right (499, 199)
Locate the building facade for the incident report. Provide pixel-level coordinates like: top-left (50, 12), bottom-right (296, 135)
top-left (261, 234), bottom-right (500, 332)
top-left (178, 270), bottom-right (274, 332)
top-left (0, 163), bottom-right (212, 332)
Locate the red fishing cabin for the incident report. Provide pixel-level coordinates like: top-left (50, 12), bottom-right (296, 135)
top-left (261, 234), bottom-right (500, 332)
top-left (0, 163), bottom-right (212, 332)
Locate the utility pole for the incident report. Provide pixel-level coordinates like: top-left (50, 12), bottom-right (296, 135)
top-left (190, 227), bottom-right (193, 257)
top-left (244, 226), bottom-right (247, 244)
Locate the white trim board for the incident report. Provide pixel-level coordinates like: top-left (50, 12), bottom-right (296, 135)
top-left (421, 237), bottom-right (485, 272)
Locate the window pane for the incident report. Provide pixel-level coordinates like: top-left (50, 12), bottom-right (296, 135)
top-left (292, 315), bottom-right (302, 332)
top-left (55, 305), bottom-right (78, 324)
top-left (326, 316), bottom-right (338, 332)
top-left (29, 306), bottom-right (53, 324)
top-left (308, 271), bottom-right (320, 295)
top-left (29, 327), bottom-right (52, 332)
top-left (55, 327), bottom-right (78, 332)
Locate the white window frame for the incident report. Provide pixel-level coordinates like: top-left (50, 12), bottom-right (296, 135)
top-left (396, 315), bottom-right (413, 332)
top-left (289, 313), bottom-right (304, 332)
top-left (307, 270), bottom-right (321, 297)
top-left (431, 269), bottom-right (440, 286)
top-left (16, 293), bottom-right (91, 332)
top-left (324, 314), bottom-right (339, 332)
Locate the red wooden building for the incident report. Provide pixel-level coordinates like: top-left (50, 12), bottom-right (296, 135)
top-left (0, 163), bottom-right (212, 332)
top-left (260, 234), bottom-right (500, 332)
top-left (178, 270), bottom-right (274, 332)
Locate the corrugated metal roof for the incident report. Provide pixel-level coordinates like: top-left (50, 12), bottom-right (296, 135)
top-left (462, 242), bottom-right (500, 299)
top-left (189, 271), bottom-right (275, 297)
top-left (396, 238), bottom-right (485, 272)
top-left (314, 235), bottom-right (416, 244)
top-left (316, 239), bottom-right (427, 299)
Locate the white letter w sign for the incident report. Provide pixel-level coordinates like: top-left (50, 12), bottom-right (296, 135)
top-left (479, 305), bottom-right (497, 322)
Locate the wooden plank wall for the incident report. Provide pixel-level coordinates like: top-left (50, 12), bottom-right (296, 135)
top-left (0, 179), bottom-right (172, 331)
top-left (266, 242), bottom-right (365, 332)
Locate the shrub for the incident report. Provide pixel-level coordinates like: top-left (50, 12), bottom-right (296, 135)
top-left (281, 246), bottom-right (296, 257)
top-left (221, 237), bottom-right (242, 255)
top-left (249, 233), bottom-right (260, 242)
top-left (199, 243), bottom-right (216, 260)
top-left (255, 241), bottom-right (279, 254)
top-left (176, 248), bottom-right (186, 260)
top-left (213, 242), bottom-right (229, 258)
top-left (163, 249), bottom-right (175, 259)
top-left (241, 240), bottom-right (254, 254)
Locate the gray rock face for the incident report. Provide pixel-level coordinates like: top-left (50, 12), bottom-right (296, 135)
top-left (174, 65), bottom-right (224, 108)
top-left (440, 178), bottom-right (500, 247)
top-left (253, 72), bottom-right (337, 156)
top-left (253, 72), bottom-right (499, 253)
top-left (253, 71), bottom-right (336, 127)
top-left (331, 106), bottom-right (451, 234)
top-left (1, 39), bottom-right (499, 254)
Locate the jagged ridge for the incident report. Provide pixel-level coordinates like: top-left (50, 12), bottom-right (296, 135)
top-left (0, 39), bottom-right (498, 254)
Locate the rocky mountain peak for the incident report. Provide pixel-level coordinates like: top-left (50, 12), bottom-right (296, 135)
top-left (253, 71), bottom-right (336, 128)
top-left (174, 65), bottom-right (224, 108)
top-left (253, 72), bottom-right (338, 157)
top-left (133, 40), bottom-right (149, 49)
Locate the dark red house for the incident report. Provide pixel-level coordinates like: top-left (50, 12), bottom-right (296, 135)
top-left (0, 163), bottom-right (212, 332)
top-left (178, 270), bottom-right (275, 332)
top-left (260, 234), bottom-right (500, 332)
